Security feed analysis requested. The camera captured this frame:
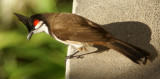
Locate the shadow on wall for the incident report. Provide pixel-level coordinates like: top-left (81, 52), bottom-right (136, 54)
top-left (102, 21), bottom-right (158, 62)
top-left (70, 21), bottom-right (158, 63)
top-left (67, 21), bottom-right (159, 79)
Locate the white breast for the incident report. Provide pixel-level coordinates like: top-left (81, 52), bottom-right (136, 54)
top-left (53, 34), bottom-right (84, 48)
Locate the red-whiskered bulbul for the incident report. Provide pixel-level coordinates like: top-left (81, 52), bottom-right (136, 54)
top-left (14, 13), bottom-right (150, 64)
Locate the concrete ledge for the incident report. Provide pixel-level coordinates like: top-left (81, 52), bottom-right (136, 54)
top-left (66, 0), bottom-right (160, 79)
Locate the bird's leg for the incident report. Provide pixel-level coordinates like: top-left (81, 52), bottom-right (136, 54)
top-left (75, 47), bottom-right (86, 58)
top-left (65, 47), bottom-right (85, 59)
top-left (65, 51), bottom-right (80, 59)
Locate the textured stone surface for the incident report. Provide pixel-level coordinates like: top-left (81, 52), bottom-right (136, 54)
top-left (66, 0), bottom-right (160, 79)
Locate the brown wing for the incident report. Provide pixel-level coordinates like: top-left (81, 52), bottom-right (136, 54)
top-left (48, 13), bottom-right (109, 42)
top-left (54, 25), bottom-right (107, 42)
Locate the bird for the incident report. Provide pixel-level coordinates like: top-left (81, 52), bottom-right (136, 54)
top-left (14, 13), bottom-right (150, 64)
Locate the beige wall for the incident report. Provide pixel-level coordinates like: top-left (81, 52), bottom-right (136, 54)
top-left (66, 0), bottom-right (160, 79)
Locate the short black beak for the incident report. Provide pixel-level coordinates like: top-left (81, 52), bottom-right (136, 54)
top-left (27, 31), bottom-right (34, 40)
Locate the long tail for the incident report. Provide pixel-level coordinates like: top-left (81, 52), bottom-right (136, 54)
top-left (98, 38), bottom-right (150, 64)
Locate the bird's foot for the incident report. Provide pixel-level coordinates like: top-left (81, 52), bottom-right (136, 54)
top-left (65, 55), bottom-right (74, 59)
top-left (75, 55), bottom-right (84, 59)
top-left (65, 55), bottom-right (84, 59)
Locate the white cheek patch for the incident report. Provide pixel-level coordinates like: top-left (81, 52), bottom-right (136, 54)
top-left (35, 21), bottom-right (43, 29)
top-left (34, 23), bottom-right (49, 34)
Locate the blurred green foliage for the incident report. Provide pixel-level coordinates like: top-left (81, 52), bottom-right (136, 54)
top-left (0, 0), bottom-right (73, 79)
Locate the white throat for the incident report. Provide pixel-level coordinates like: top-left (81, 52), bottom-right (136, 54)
top-left (33, 21), bottom-right (49, 34)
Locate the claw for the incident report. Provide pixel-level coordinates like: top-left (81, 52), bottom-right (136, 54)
top-left (65, 55), bottom-right (74, 59)
top-left (77, 55), bottom-right (84, 59)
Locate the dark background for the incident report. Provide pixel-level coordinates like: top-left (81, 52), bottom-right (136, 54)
top-left (0, 0), bottom-right (73, 79)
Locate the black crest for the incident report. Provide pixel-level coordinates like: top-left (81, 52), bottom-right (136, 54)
top-left (14, 13), bottom-right (34, 32)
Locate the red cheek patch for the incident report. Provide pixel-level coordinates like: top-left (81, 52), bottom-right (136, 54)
top-left (34, 19), bottom-right (39, 26)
